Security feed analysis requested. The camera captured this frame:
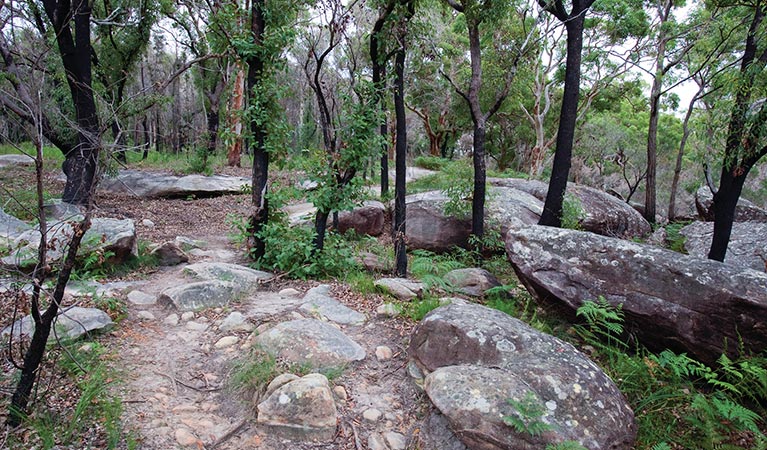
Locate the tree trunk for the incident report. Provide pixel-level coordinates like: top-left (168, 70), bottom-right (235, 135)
top-left (465, 20), bottom-right (486, 239)
top-left (314, 210), bottom-right (330, 251)
top-left (667, 90), bottom-right (699, 220)
top-left (370, 1), bottom-right (393, 198)
top-left (246, 0), bottom-right (268, 261)
top-left (394, 43), bottom-right (407, 277)
top-left (206, 108), bottom-right (220, 155)
top-left (644, 51), bottom-right (666, 223)
top-left (227, 65), bottom-right (245, 167)
top-left (539, 15), bottom-right (585, 227)
top-left (708, 4), bottom-right (767, 261)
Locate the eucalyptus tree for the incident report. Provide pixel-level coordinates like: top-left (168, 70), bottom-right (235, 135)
top-left (537, 0), bottom-right (598, 227)
top-left (708, 0), bottom-right (767, 261)
top-left (443, 0), bottom-right (535, 241)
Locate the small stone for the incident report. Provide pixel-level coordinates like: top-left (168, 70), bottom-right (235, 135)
top-left (384, 431), bottom-right (407, 450)
top-left (375, 346), bottom-right (393, 361)
top-left (279, 288), bottom-right (301, 297)
top-left (219, 311), bottom-right (253, 332)
top-left (163, 314), bottom-right (179, 326)
top-left (137, 311), bottom-right (156, 321)
top-left (142, 219), bottom-right (155, 228)
top-left (215, 336), bottom-right (239, 348)
top-left (363, 408), bottom-right (382, 423)
top-left (127, 290), bottom-right (157, 305)
top-left (333, 386), bottom-right (348, 402)
top-left (78, 343), bottom-right (94, 353)
top-left (174, 428), bottom-right (198, 446)
top-left (186, 321), bottom-right (208, 331)
top-left (181, 312), bottom-right (195, 321)
top-left (368, 432), bottom-right (388, 450)
top-left (376, 303), bottom-right (400, 317)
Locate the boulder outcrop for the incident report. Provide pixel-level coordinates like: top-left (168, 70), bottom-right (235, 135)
top-left (410, 303), bottom-right (636, 450)
top-left (505, 225), bottom-right (767, 364)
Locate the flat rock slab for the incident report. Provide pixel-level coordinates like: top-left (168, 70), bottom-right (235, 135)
top-left (681, 221), bottom-right (767, 273)
top-left (253, 319), bottom-right (365, 371)
top-left (505, 225), bottom-right (767, 365)
top-left (300, 285), bottom-right (365, 325)
top-left (443, 268), bottom-right (501, 297)
top-left (0, 208), bottom-right (31, 240)
top-left (2, 307), bottom-right (113, 341)
top-left (257, 373), bottom-right (338, 442)
top-left (158, 280), bottom-right (237, 311)
top-left (411, 303), bottom-right (636, 450)
top-left (375, 278), bottom-right (424, 300)
top-left (100, 170), bottom-right (250, 198)
top-left (2, 217), bottom-right (137, 269)
top-left (0, 154), bottom-right (34, 168)
top-left (183, 262), bottom-right (274, 288)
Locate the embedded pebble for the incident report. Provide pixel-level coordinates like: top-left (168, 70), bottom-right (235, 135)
top-left (137, 311), bottom-right (156, 321)
top-left (142, 219), bottom-right (155, 228)
top-left (215, 336), bottom-right (239, 348)
top-left (333, 386), bottom-right (348, 402)
top-left (279, 288), bottom-right (300, 297)
top-left (384, 431), bottom-right (407, 450)
top-left (368, 432), bottom-right (388, 450)
top-left (163, 314), bottom-right (180, 326)
top-left (186, 321), bottom-right (208, 331)
top-left (375, 345), bottom-right (393, 361)
top-left (174, 428), bottom-right (198, 446)
top-left (181, 312), bottom-right (195, 321)
top-left (127, 290), bottom-right (157, 305)
top-left (376, 303), bottom-right (399, 317)
top-left (363, 408), bottom-right (383, 422)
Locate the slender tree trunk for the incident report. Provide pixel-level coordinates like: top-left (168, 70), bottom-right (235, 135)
top-left (370, 1), bottom-right (393, 198)
top-left (246, 0), bottom-right (268, 260)
top-left (206, 108), bottom-right (220, 154)
top-left (708, 4), bottom-right (766, 261)
top-left (314, 210), bottom-right (330, 251)
top-left (227, 65), bottom-right (245, 167)
top-left (539, 15), bottom-right (585, 227)
top-left (393, 42), bottom-right (407, 277)
top-left (465, 20), bottom-right (486, 239)
top-left (667, 90), bottom-right (699, 220)
top-left (644, 38), bottom-right (667, 224)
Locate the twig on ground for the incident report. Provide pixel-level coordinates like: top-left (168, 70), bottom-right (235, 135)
top-left (209, 419), bottom-right (249, 449)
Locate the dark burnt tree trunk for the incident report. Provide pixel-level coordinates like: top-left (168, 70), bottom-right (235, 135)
top-left (393, 0), bottom-right (414, 276)
top-left (709, 3), bottom-right (767, 261)
top-left (43, 0), bottom-right (100, 205)
top-left (538, 0), bottom-right (594, 227)
top-left (246, 0), bottom-right (269, 261)
top-left (371, 0), bottom-right (395, 198)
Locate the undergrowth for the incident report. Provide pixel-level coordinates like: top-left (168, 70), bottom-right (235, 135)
top-left (574, 298), bottom-right (767, 449)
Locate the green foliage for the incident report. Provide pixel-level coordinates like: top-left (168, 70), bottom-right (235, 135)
top-left (401, 297), bottom-right (442, 321)
top-left (18, 343), bottom-right (133, 449)
top-left (572, 299), bottom-right (767, 449)
top-left (441, 160), bottom-right (474, 220)
top-left (561, 194), bottom-right (585, 231)
top-left (664, 221), bottom-right (691, 253)
top-left (545, 442), bottom-right (588, 450)
top-left (414, 155), bottom-right (449, 171)
top-left (409, 249), bottom-right (465, 292)
top-left (185, 147), bottom-right (214, 176)
top-left (228, 348), bottom-right (280, 397)
top-left (504, 391), bottom-right (554, 437)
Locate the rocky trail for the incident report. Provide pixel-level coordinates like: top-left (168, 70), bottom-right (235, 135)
top-left (109, 232), bottom-right (439, 450)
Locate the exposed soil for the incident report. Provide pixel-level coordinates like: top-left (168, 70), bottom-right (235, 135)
top-left (2, 165), bottom-right (437, 449)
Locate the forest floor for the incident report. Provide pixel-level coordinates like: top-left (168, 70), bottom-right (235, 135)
top-left (1, 164), bottom-right (438, 449)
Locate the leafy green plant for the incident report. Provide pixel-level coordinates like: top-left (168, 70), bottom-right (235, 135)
top-left (401, 297), bottom-right (441, 321)
top-left (409, 250), bottom-right (464, 292)
top-left (561, 193), bottom-right (585, 230)
top-left (574, 297), bottom-right (627, 351)
top-left (413, 155), bottom-right (449, 171)
top-left (665, 221), bottom-right (691, 253)
top-left (545, 442), bottom-right (588, 450)
top-left (185, 146), bottom-right (215, 176)
top-left (504, 391), bottom-right (554, 437)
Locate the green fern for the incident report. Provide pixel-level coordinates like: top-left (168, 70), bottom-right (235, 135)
top-left (574, 297), bottom-right (627, 350)
top-left (546, 441), bottom-right (588, 450)
top-left (650, 443), bottom-right (672, 450)
top-left (504, 392), bottom-right (554, 437)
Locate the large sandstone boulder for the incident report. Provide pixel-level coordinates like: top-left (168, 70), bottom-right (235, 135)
top-left (680, 221), bottom-right (767, 273)
top-left (485, 186), bottom-right (542, 233)
top-left (100, 169), bottom-right (250, 198)
top-left (491, 178), bottom-right (651, 238)
top-left (695, 186), bottom-right (767, 222)
top-left (410, 303), bottom-right (636, 450)
top-left (2, 306), bottom-right (113, 341)
top-left (0, 154), bottom-right (34, 168)
top-left (505, 225), bottom-right (767, 364)
top-left (2, 217), bottom-right (137, 269)
top-left (253, 319), bottom-right (365, 371)
top-left (337, 201), bottom-right (385, 236)
top-left (405, 191), bottom-right (471, 252)
top-left (256, 373), bottom-right (338, 442)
